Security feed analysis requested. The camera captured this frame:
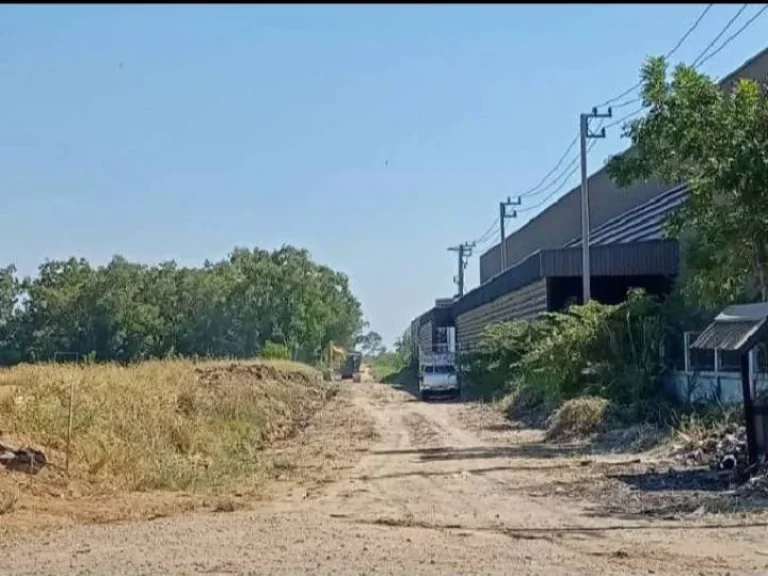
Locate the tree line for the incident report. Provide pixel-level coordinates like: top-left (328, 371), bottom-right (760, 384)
top-left (0, 246), bottom-right (364, 366)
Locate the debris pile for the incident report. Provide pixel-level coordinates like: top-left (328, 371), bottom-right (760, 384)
top-left (672, 422), bottom-right (749, 472)
top-left (0, 440), bottom-right (48, 475)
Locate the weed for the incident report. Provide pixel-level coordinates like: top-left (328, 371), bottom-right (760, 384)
top-left (0, 359), bottom-right (324, 495)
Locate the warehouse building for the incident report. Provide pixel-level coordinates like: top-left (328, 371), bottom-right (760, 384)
top-left (410, 47), bottom-right (768, 354)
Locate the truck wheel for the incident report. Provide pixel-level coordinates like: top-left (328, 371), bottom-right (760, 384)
top-left (420, 390), bottom-right (429, 402)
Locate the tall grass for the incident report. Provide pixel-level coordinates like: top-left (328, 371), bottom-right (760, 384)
top-left (0, 359), bottom-right (325, 493)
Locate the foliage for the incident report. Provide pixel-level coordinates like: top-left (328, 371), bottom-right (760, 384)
top-left (460, 290), bottom-right (679, 422)
top-left (370, 328), bottom-right (414, 385)
top-left (356, 330), bottom-right (385, 357)
top-left (259, 341), bottom-right (291, 360)
top-left (0, 246), bottom-right (364, 365)
top-left (607, 56), bottom-right (768, 304)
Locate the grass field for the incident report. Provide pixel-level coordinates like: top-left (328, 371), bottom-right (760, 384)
top-left (0, 359), bottom-right (330, 529)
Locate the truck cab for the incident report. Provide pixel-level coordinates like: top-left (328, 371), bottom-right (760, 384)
top-left (419, 362), bottom-right (459, 400)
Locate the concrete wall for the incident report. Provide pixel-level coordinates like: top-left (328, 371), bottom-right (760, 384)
top-left (479, 48), bottom-right (768, 284)
top-left (455, 279), bottom-right (548, 350)
top-left (667, 371), bottom-right (768, 405)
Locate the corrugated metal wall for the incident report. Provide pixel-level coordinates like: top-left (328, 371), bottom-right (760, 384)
top-left (418, 321), bottom-right (433, 354)
top-left (455, 279), bottom-right (548, 350)
top-left (540, 240), bottom-right (679, 277)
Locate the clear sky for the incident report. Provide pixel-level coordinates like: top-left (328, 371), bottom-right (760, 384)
top-left (1, 4), bottom-right (766, 346)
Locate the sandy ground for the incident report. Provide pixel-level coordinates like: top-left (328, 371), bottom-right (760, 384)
top-left (3, 381), bottom-right (768, 575)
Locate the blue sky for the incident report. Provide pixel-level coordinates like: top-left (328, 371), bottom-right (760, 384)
top-left (1, 5), bottom-right (766, 345)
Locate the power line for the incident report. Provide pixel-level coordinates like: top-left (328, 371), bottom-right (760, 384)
top-left (597, 4), bottom-right (714, 108)
top-left (518, 136), bottom-right (578, 198)
top-left (692, 4), bottom-right (749, 67)
top-left (517, 138), bottom-right (600, 214)
top-left (518, 4), bottom-right (713, 202)
top-left (471, 4), bottom-right (739, 247)
top-left (513, 4), bottom-right (717, 211)
top-left (696, 5), bottom-right (768, 68)
top-left (473, 218), bottom-right (499, 246)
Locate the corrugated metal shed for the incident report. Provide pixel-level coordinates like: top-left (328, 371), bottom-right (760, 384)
top-left (691, 303), bottom-right (768, 353)
top-left (566, 184), bottom-right (688, 248)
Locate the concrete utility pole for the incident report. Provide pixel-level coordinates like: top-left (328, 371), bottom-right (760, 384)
top-left (499, 196), bottom-right (521, 273)
top-left (580, 106), bottom-right (612, 303)
top-left (448, 241), bottom-right (476, 298)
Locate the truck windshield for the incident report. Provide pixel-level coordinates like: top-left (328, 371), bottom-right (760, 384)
top-left (425, 365), bottom-right (454, 374)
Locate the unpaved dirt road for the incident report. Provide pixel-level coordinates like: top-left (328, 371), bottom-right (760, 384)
top-left (3, 382), bottom-right (768, 575)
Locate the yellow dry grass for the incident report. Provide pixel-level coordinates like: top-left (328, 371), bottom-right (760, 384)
top-left (545, 396), bottom-right (610, 441)
top-left (0, 359), bottom-right (328, 531)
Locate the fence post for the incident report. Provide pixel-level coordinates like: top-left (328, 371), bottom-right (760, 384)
top-left (683, 332), bottom-right (691, 374)
top-left (66, 378), bottom-right (74, 476)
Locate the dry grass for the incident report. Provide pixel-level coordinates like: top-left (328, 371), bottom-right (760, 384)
top-left (545, 396), bottom-right (610, 441)
top-left (0, 359), bottom-right (329, 529)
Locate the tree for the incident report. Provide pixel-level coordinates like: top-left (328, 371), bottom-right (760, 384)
top-left (356, 330), bottom-right (384, 357)
top-left (0, 245), bottom-right (364, 366)
top-left (607, 56), bottom-right (768, 305)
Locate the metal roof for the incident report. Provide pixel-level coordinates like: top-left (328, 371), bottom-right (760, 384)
top-left (691, 303), bottom-right (768, 353)
top-left (566, 184), bottom-right (689, 248)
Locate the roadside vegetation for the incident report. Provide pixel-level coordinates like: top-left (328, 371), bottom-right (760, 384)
top-left (0, 245), bottom-right (374, 528)
top-left (0, 245), bottom-right (364, 366)
top-left (0, 359), bottom-right (334, 527)
top-left (458, 55), bottom-right (768, 441)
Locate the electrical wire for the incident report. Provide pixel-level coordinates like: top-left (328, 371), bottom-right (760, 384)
top-left (517, 3), bottom-right (713, 204)
top-left (692, 4), bottom-right (749, 67)
top-left (516, 138), bottom-right (600, 215)
top-left (472, 3), bottom-right (753, 247)
top-left (473, 218), bottom-right (499, 246)
top-left (597, 4), bottom-right (714, 108)
top-left (695, 4), bottom-right (768, 68)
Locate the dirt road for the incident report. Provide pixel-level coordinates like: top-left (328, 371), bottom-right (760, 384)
top-left (3, 382), bottom-right (768, 575)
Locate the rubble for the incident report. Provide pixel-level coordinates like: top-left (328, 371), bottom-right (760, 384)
top-left (671, 422), bottom-right (750, 472)
top-left (0, 440), bottom-right (48, 475)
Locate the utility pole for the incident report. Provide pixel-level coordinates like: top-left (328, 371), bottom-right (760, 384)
top-left (580, 106), bottom-right (612, 303)
top-left (499, 196), bottom-right (521, 273)
top-left (448, 241), bottom-right (476, 298)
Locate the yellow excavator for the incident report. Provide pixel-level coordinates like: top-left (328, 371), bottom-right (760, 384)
top-left (323, 341), bottom-right (363, 381)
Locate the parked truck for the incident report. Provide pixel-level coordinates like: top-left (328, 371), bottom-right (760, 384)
top-left (417, 326), bottom-right (460, 400)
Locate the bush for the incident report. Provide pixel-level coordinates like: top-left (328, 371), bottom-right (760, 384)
top-left (545, 396), bottom-right (609, 441)
top-left (460, 289), bottom-right (680, 424)
top-left (260, 341), bottom-right (290, 360)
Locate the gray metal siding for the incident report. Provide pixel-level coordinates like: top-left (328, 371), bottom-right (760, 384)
top-left (540, 240), bottom-right (680, 277)
top-left (418, 321), bottom-right (433, 354)
top-left (455, 279), bottom-right (548, 350)
top-left (565, 185), bottom-right (689, 247)
top-left (479, 48), bottom-right (768, 284)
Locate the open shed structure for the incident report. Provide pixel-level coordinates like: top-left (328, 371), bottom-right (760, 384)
top-left (691, 303), bottom-right (768, 464)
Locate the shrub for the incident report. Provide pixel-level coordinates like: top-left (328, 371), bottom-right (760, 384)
top-left (460, 289), bottom-right (680, 424)
top-left (260, 341), bottom-right (291, 360)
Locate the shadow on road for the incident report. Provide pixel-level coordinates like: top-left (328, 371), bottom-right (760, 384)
top-left (371, 443), bottom-right (595, 461)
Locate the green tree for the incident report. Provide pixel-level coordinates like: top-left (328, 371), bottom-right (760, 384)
top-left (0, 245), bottom-right (364, 366)
top-left (357, 330), bottom-right (384, 357)
top-left (607, 56), bottom-right (768, 305)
